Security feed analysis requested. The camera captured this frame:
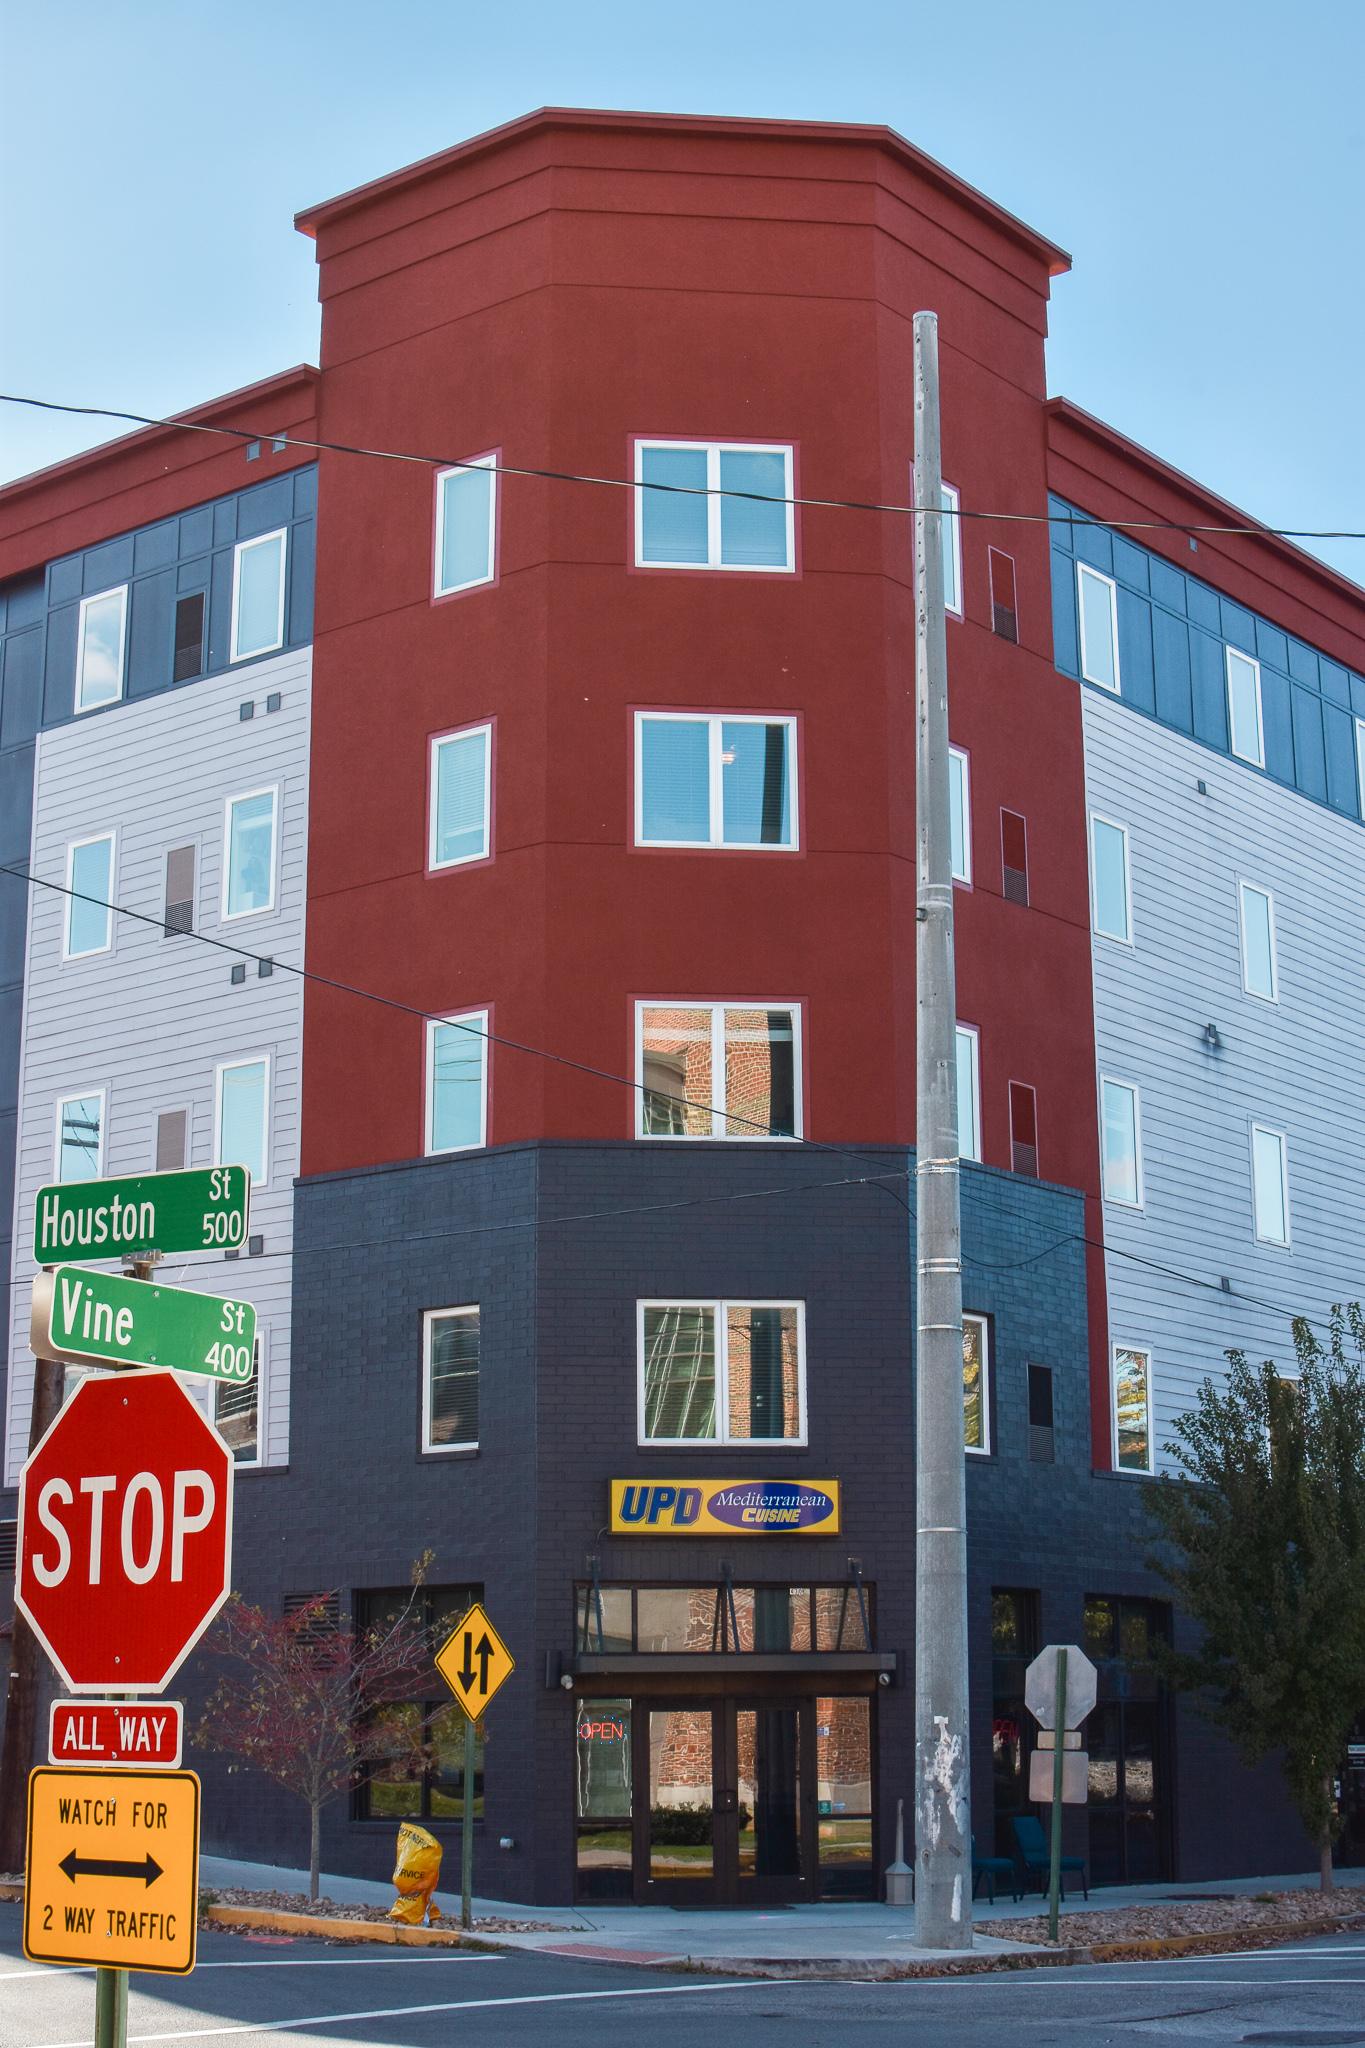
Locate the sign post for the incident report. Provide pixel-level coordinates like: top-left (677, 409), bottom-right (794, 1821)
top-left (434, 1603), bottom-right (514, 1932)
top-left (1024, 1643), bottom-right (1098, 1943)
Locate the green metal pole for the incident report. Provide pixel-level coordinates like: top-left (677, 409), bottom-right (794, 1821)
top-left (94, 1967), bottom-right (128, 2048)
top-left (461, 1712), bottom-right (476, 1932)
top-left (1048, 1646), bottom-right (1067, 1944)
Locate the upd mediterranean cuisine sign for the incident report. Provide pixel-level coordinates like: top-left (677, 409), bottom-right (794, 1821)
top-left (610, 1479), bottom-right (840, 1535)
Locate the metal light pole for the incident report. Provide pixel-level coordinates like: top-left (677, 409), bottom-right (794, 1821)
top-left (911, 310), bottom-right (972, 1951)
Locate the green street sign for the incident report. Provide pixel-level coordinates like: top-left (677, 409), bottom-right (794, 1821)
top-left (30, 1266), bottom-right (257, 1382)
top-left (33, 1167), bottom-right (250, 1264)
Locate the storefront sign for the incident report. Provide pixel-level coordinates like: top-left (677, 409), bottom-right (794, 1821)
top-left (609, 1478), bottom-right (840, 1534)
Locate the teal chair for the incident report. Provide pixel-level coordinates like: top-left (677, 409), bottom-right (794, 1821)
top-left (971, 1834), bottom-right (1020, 1902)
top-left (1011, 1815), bottom-right (1088, 1898)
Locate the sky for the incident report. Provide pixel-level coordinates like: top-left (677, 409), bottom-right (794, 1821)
top-left (2, 1), bottom-right (1363, 584)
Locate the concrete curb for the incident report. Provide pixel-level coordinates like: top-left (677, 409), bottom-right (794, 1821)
top-left (202, 1905), bottom-right (462, 1946)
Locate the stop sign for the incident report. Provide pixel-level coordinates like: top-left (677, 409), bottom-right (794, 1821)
top-left (15, 1369), bottom-right (233, 1694)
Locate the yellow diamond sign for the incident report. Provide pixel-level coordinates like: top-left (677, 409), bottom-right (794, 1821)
top-left (435, 1603), bottom-right (514, 1716)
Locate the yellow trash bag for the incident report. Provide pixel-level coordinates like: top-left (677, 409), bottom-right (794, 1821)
top-left (389, 1821), bottom-right (444, 1924)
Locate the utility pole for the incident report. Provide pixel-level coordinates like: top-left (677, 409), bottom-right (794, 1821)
top-left (0, 1354), bottom-right (64, 1872)
top-left (911, 309), bottom-right (972, 1951)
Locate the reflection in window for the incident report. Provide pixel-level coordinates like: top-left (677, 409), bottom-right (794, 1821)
top-left (426, 1014), bottom-right (487, 1154)
top-left (639, 1004), bottom-right (798, 1139)
top-left (955, 1025), bottom-right (980, 1162)
top-left (640, 1302), bottom-right (803, 1443)
top-left (424, 1307), bottom-right (479, 1450)
top-left (576, 1698), bottom-right (632, 1900)
top-left (1113, 1347), bottom-right (1151, 1472)
top-left (215, 1336), bottom-right (260, 1463)
top-left (66, 836), bottom-right (113, 957)
top-left (636, 714), bottom-right (796, 848)
top-left (816, 1697), bottom-right (873, 1897)
top-left (963, 1314), bottom-right (988, 1453)
top-left (1227, 649), bottom-right (1264, 768)
top-left (650, 1708), bottom-right (714, 1881)
top-left (1101, 1078), bottom-right (1141, 1205)
top-left (224, 790), bottom-right (277, 917)
top-left (75, 588), bottom-right (127, 712)
top-left (57, 1092), bottom-right (102, 1182)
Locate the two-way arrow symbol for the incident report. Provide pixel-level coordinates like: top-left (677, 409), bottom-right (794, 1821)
top-left (456, 1630), bottom-right (493, 1696)
top-left (59, 1850), bottom-right (163, 1886)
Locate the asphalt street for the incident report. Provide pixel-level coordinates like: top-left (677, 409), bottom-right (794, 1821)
top-left (3, 1905), bottom-right (1365, 2048)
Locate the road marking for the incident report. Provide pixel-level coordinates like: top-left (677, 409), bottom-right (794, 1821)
top-left (0, 1955), bottom-right (503, 1980)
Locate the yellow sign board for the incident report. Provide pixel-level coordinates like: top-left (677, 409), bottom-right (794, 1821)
top-left (610, 1477), bottom-right (841, 1535)
top-left (24, 1766), bottom-right (199, 1974)
top-left (435, 1603), bottom-right (514, 1717)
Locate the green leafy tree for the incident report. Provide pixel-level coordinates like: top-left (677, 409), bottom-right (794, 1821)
top-left (1144, 1306), bottom-right (1365, 1891)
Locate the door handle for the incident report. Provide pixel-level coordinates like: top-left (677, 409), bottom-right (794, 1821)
top-left (714, 1789), bottom-right (737, 1814)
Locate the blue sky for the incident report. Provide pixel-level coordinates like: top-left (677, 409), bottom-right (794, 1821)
top-left (3, 1), bottom-right (1362, 583)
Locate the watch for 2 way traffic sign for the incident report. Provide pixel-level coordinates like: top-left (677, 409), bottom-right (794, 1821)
top-left (435, 1604), bottom-right (514, 1716)
top-left (24, 1766), bottom-right (200, 1974)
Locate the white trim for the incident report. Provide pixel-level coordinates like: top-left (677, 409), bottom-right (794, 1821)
top-left (1111, 1342), bottom-right (1154, 1475)
top-left (635, 1297), bottom-right (808, 1447)
top-left (74, 585), bottom-right (128, 713)
top-left (434, 455), bottom-right (497, 597)
top-left (954, 1023), bottom-right (981, 1163)
top-left (1226, 647), bottom-right (1265, 768)
top-left (1250, 1120), bottom-right (1290, 1247)
top-left (424, 1010), bottom-right (489, 1156)
top-left (634, 440), bottom-right (795, 572)
top-left (1356, 717), bottom-right (1365, 820)
top-left (941, 481), bottom-right (963, 620)
top-left (963, 1310), bottom-right (990, 1456)
top-left (63, 832), bottom-right (115, 959)
top-left (634, 1001), bottom-right (802, 1140)
top-left (948, 746), bottom-right (972, 883)
top-left (1237, 879), bottom-right (1278, 1003)
top-left (214, 1052), bottom-right (272, 1190)
top-left (221, 785), bottom-right (279, 922)
top-left (429, 722), bottom-right (493, 870)
top-left (633, 711), bottom-right (799, 849)
top-left (1077, 563), bottom-right (1121, 693)
top-left (215, 1329), bottom-right (263, 1469)
top-left (53, 1086), bottom-right (105, 1183)
top-left (1089, 811), bottom-right (1132, 945)
top-left (230, 528), bottom-right (288, 662)
top-left (1099, 1073), bottom-right (1143, 1208)
top-left (422, 1304), bottom-right (480, 1455)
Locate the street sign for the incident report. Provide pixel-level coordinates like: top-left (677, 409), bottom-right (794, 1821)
top-left (24, 1766), bottom-right (199, 1974)
top-left (435, 1603), bottom-right (514, 1716)
top-left (49, 1700), bottom-right (184, 1770)
top-left (34, 1166), bottom-right (250, 1264)
top-left (15, 1371), bottom-right (234, 1694)
top-left (1025, 1644), bottom-right (1098, 1731)
top-left (31, 1265), bottom-right (256, 1378)
top-left (1028, 1750), bottom-right (1089, 1803)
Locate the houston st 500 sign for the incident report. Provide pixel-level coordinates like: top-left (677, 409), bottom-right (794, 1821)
top-left (34, 1165), bottom-right (250, 1263)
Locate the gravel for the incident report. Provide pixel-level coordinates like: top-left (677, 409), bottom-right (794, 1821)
top-left (993, 1886), bottom-right (1365, 1947)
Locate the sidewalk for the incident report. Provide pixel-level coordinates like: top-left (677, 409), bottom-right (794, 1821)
top-left (198, 1853), bottom-right (1365, 1966)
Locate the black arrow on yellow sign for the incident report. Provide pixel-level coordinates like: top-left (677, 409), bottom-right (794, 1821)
top-left (59, 1850), bottom-right (163, 1886)
top-left (457, 1630), bottom-right (494, 1696)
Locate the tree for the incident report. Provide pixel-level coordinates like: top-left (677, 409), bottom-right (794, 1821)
top-left (194, 1572), bottom-right (435, 1900)
top-left (1144, 1305), bottom-right (1365, 1891)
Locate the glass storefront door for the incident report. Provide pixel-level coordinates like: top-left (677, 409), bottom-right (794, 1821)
top-left (736, 1706), bottom-right (804, 1900)
top-left (647, 1705), bottom-right (718, 1899)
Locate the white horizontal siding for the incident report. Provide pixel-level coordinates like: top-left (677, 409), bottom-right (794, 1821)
top-left (5, 651), bottom-right (310, 1483)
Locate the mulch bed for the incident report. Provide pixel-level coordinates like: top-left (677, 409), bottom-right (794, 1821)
top-left (202, 1886), bottom-right (565, 1933)
top-left (993, 1886), bottom-right (1365, 1947)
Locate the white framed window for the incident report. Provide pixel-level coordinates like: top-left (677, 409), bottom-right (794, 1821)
top-left (1356, 718), bottom-right (1365, 819)
top-left (1226, 648), bottom-right (1264, 767)
top-left (1112, 1345), bottom-right (1152, 1473)
top-left (429, 723), bottom-right (492, 869)
top-left (634, 712), bottom-right (797, 849)
top-left (434, 454), bottom-right (497, 597)
top-left (948, 746), bottom-right (971, 883)
top-left (1089, 813), bottom-right (1131, 944)
top-left (1100, 1076), bottom-right (1142, 1207)
top-left (637, 1299), bottom-right (806, 1446)
top-left (1077, 564), bottom-right (1120, 692)
top-left (1238, 881), bottom-right (1277, 1002)
top-left (215, 1056), bottom-right (269, 1189)
top-left (955, 1024), bottom-right (981, 1163)
top-left (423, 1306), bottom-right (479, 1453)
top-left (222, 787), bottom-right (278, 920)
top-left (1251, 1122), bottom-right (1289, 1245)
top-left (64, 834), bottom-right (115, 958)
top-left (635, 440), bottom-right (795, 572)
top-left (215, 1332), bottom-right (261, 1466)
top-left (54, 1089), bottom-right (105, 1183)
top-left (230, 528), bottom-right (287, 662)
top-left (940, 481), bottom-right (963, 619)
top-left (636, 1003), bottom-right (800, 1139)
top-left (963, 1312), bottom-right (990, 1455)
top-left (425, 1011), bottom-right (488, 1155)
top-left (75, 586), bottom-right (128, 713)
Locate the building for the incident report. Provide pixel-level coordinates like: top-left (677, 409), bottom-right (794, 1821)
top-left (2, 109), bottom-right (1363, 1901)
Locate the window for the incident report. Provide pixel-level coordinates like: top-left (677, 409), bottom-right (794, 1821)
top-left (164, 846), bottom-right (195, 936)
top-left (963, 1313), bottom-right (989, 1454)
top-left (1239, 882), bottom-right (1276, 1001)
top-left (173, 593), bottom-right (205, 683)
top-left (638, 1301), bottom-right (805, 1446)
top-left (429, 724), bottom-right (492, 869)
top-left (1028, 1364), bottom-right (1054, 1464)
top-left (636, 1004), bottom-right (799, 1139)
top-left (1090, 815), bottom-right (1131, 943)
top-left (215, 1335), bottom-right (260, 1465)
top-left (216, 1058), bottom-right (268, 1188)
top-left (1226, 648), bottom-right (1264, 768)
top-left (1009, 1082), bottom-right (1038, 1178)
top-left (635, 713), bottom-right (797, 849)
top-left (948, 746), bottom-right (971, 882)
top-left (75, 587), bottom-right (128, 713)
top-left (1077, 564), bottom-right (1121, 692)
top-left (1356, 718), bottom-right (1365, 819)
top-left (635, 440), bottom-right (794, 572)
top-left (55, 1091), bottom-right (103, 1183)
top-left (155, 1109), bottom-right (187, 1172)
top-left (1001, 810), bottom-right (1028, 905)
top-left (231, 530), bottom-right (287, 661)
top-left (353, 1586), bottom-right (484, 1824)
top-left (1100, 1078), bottom-right (1141, 1206)
top-left (434, 455), bottom-right (497, 596)
top-left (989, 548), bottom-right (1017, 642)
top-left (577, 1696), bottom-right (633, 1899)
top-left (941, 482), bottom-right (963, 619)
top-left (425, 1012), bottom-right (488, 1154)
top-left (223, 789), bottom-right (278, 919)
top-left (1112, 1346), bottom-right (1152, 1473)
top-left (64, 835), bottom-right (114, 958)
top-left (955, 1024), bottom-right (981, 1162)
top-left (423, 1307), bottom-right (479, 1452)
top-left (1251, 1123), bottom-right (1289, 1245)
top-left (576, 1582), bottom-right (873, 1655)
